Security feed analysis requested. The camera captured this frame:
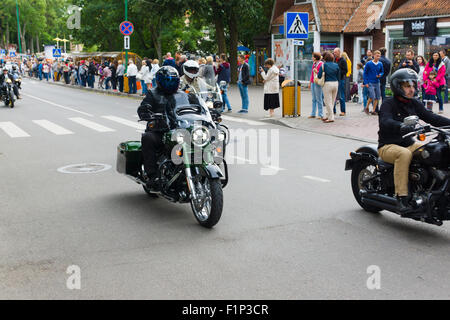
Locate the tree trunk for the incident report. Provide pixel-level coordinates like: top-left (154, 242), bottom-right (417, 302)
top-left (228, 7), bottom-right (239, 84)
top-left (30, 35), bottom-right (34, 54)
top-left (150, 17), bottom-right (162, 62)
top-left (36, 35), bottom-right (40, 53)
top-left (212, 4), bottom-right (226, 55)
top-left (20, 22), bottom-right (27, 54)
top-left (6, 22), bottom-right (10, 48)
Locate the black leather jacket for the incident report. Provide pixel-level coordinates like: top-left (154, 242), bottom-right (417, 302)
top-left (137, 87), bottom-right (200, 131)
top-left (378, 97), bottom-right (450, 149)
top-left (0, 73), bottom-right (14, 84)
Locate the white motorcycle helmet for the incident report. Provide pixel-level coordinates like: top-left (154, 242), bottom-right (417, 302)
top-left (183, 60), bottom-right (200, 79)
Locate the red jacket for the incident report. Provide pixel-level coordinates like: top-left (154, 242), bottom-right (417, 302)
top-left (423, 62), bottom-right (446, 87)
top-left (423, 78), bottom-right (440, 96)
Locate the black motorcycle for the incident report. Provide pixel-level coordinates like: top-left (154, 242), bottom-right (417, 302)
top-left (345, 116), bottom-right (450, 226)
top-left (1, 78), bottom-right (15, 108)
top-left (117, 102), bottom-right (229, 228)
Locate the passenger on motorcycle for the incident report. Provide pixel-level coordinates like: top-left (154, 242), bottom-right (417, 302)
top-left (378, 68), bottom-right (450, 214)
top-left (0, 67), bottom-right (20, 99)
top-left (179, 59), bottom-right (214, 93)
top-left (137, 66), bottom-right (200, 191)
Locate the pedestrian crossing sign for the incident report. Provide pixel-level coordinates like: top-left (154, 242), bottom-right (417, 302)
top-left (285, 12), bottom-right (309, 39)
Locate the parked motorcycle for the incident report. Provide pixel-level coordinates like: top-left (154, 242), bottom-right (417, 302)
top-left (345, 116), bottom-right (450, 226)
top-left (1, 78), bottom-right (15, 108)
top-left (117, 101), bottom-right (229, 228)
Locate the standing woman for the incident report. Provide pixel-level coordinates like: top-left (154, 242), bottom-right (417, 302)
top-left (317, 52), bottom-right (340, 123)
top-left (150, 59), bottom-right (160, 88)
top-left (416, 55), bottom-right (427, 102)
top-left (342, 52), bottom-right (352, 101)
top-left (309, 52), bottom-right (324, 119)
top-left (423, 52), bottom-right (447, 113)
top-left (139, 60), bottom-right (150, 96)
top-left (260, 58), bottom-right (280, 118)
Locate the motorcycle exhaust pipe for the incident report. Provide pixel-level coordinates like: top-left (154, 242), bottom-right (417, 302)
top-left (362, 198), bottom-right (398, 213)
top-left (362, 192), bottom-right (397, 206)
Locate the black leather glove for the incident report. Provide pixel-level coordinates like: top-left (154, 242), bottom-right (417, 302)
top-left (400, 123), bottom-right (416, 136)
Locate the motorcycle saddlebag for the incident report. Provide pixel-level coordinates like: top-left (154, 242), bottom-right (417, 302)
top-left (116, 141), bottom-right (143, 176)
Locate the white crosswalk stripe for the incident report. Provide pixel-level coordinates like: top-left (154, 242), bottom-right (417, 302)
top-left (0, 122), bottom-right (30, 138)
top-left (69, 117), bottom-right (116, 132)
top-left (33, 120), bottom-right (74, 135)
top-left (102, 115), bottom-right (146, 130)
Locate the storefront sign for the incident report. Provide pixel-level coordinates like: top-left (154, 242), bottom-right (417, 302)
top-left (404, 18), bottom-right (437, 37)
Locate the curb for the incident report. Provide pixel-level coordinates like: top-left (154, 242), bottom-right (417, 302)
top-left (24, 75), bottom-right (143, 100)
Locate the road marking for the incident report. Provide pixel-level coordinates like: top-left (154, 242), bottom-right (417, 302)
top-left (229, 156), bottom-right (286, 171)
top-left (0, 122), bottom-right (30, 138)
top-left (102, 115), bottom-right (146, 130)
top-left (23, 93), bottom-right (94, 117)
top-left (221, 115), bottom-right (266, 126)
top-left (303, 175), bottom-right (330, 183)
top-left (33, 120), bottom-right (74, 135)
top-left (69, 117), bottom-right (116, 132)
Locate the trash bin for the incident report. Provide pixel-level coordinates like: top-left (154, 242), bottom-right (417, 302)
top-left (124, 76), bottom-right (129, 93)
top-left (281, 80), bottom-right (301, 117)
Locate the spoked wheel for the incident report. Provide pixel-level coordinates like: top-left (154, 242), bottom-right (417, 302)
top-left (351, 161), bottom-right (382, 213)
top-left (190, 177), bottom-right (223, 228)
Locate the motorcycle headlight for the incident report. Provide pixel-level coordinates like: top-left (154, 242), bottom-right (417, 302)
top-left (217, 131), bottom-right (225, 142)
top-left (175, 132), bottom-right (185, 144)
top-left (6, 79), bottom-right (11, 84)
top-left (206, 101), bottom-right (214, 109)
top-left (192, 127), bottom-right (210, 147)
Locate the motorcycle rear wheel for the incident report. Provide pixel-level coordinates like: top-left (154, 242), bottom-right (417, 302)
top-left (191, 178), bottom-right (223, 228)
top-left (351, 161), bottom-right (382, 213)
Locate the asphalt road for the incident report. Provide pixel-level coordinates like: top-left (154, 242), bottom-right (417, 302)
top-left (1, 79), bottom-right (450, 299)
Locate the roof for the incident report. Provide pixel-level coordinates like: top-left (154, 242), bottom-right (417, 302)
top-left (344, 0), bottom-right (384, 33)
top-left (272, 3), bottom-right (315, 26)
top-left (315, 0), bottom-right (362, 32)
top-left (387, 0), bottom-right (450, 19)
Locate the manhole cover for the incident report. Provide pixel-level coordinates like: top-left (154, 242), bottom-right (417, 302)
top-left (57, 163), bottom-right (112, 174)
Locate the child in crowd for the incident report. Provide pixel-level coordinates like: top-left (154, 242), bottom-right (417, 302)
top-left (423, 70), bottom-right (439, 112)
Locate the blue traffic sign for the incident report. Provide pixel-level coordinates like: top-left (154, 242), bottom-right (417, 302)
top-left (0, 49), bottom-right (5, 55)
top-left (120, 21), bottom-right (134, 36)
top-left (53, 48), bottom-right (62, 57)
top-left (9, 51), bottom-right (16, 57)
top-left (285, 12), bottom-right (309, 39)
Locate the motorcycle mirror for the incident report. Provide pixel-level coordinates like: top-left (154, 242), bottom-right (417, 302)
top-left (219, 81), bottom-right (227, 87)
top-left (404, 115), bottom-right (419, 126)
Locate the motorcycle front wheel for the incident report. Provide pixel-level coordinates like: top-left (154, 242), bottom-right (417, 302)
top-left (9, 92), bottom-right (14, 108)
top-left (351, 160), bottom-right (382, 213)
top-left (191, 177), bottom-right (223, 228)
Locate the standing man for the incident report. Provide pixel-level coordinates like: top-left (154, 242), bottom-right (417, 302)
top-left (216, 54), bottom-right (232, 112)
top-left (126, 60), bottom-right (138, 94)
top-left (116, 60), bottom-right (125, 92)
top-left (333, 48), bottom-right (347, 116)
top-left (177, 55), bottom-right (187, 77)
top-left (440, 50), bottom-right (450, 104)
top-left (237, 55), bottom-right (251, 114)
top-left (87, 59), bottom-right (96, 88)
top-left (397, 49), bottom-right (420, 73)
top-left (361, 50), bottom-right (373, 65)
top-left (163, 52), bottom-right (176, 68)
top-left (363, 50), bottom-right (384, 115)
top-left (379, 47), bottom-right (392, 103)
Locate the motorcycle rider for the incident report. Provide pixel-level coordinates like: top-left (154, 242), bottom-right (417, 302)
top-left (179, 59), bottom-right (214, 93)
top-left (378, 68), bottom-right (450, 214)
top-left (137, 66), bottom-right (200, 191)
top-left (0, 67), bottom-right (20, 100)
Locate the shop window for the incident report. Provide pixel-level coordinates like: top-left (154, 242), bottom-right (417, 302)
top-left (388, 30), bottom-right (418, 71)
top-left (424, 28), bottom-right (450, 61)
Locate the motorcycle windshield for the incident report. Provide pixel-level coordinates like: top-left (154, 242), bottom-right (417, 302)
top-left (196, 80), bottom-right (221, 102)
top-left (174, 104), bottom-right (215, 129)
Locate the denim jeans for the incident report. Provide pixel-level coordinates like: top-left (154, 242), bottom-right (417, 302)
top-left (380, 82), bottom-right (386, 102)
top-left (118, 76), bottom-right (124, 92)
top-left (87, 75), bottom-right (95, 88)
top-left (363, 86), bottom-right (369, 109)
top-left (333, 79), bottom-right (346, 113)
top-left (43, 72), bottom-right (49, 81)
top-left (141, 80), bottom-right (148, 94)
top-left (220, 83), bottom-right (232, 111)
top-left (238, 82), bottom-right (249, 110)
top-left (129, 76), bottom-right (137, 94)
top-left (105, 77), bottom-right (112, 90)
top-left (444, 75), bottom-right (449, 103)
top-left (311, 83), bottom-right (323, 117)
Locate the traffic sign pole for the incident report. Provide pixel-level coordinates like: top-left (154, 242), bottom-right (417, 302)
top-left (125, 0), bottom-right (128, 73)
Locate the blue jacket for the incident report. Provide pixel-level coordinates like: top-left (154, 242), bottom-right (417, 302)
top-left (363, 60), bottom-right (384, 85)
top-left (318, 62), bottom-right (340, 82)
top-left (162, 58), bottom-right (176, 68)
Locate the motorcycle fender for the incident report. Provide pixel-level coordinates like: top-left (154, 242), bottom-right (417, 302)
top-left (345, 145), bottom-right (379, 171)
top-left (200, 164), bottom-right (224, 179)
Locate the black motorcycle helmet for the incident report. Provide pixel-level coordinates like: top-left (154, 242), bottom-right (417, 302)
top-left (390, 68), bottom-right (419, 100)
top-left (155, 66), bottom-right (180, 94)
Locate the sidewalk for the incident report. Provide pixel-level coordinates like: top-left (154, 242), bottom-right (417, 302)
top-left (225, 85), bottom-right (450, 143)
